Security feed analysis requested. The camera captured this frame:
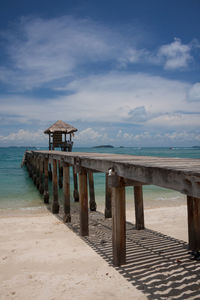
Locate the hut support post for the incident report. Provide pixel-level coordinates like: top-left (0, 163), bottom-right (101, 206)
top-left (111, 174), bottom-right (126, 266)
top-left (63, 163), bottom-right (71, 222)
top-left (134, 186), bottom-right (145, 230)
top-left (105, 173), bottom-right (112, 218)
top-left (187, 196), bottom-right (200, 252)
top-left (88, 171), bottom-right (96, 211)
top-left (73, 167), bottom-right (79, 202)
top-left (43, 157), bottom-right (49, 203)
top-left (52, 159), bottom-right (59, 214)
top-left (79, 168), bottom-right (88, 236)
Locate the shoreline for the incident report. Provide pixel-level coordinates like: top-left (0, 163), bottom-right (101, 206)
top-left (0, 194), bottom-right (187, 217)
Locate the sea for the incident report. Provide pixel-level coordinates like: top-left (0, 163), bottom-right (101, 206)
top-left (0, 146), bottom-right (200, 210)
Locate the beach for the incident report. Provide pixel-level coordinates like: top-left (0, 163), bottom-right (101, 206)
top-left (0, 199), bottom-right (189, 300)
top-left (1, 146), bottom-right (199, 299)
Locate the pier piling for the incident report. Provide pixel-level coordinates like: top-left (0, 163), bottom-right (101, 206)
top-left (58, 161), bottom-right (63, 189)
top-left (111, 175), bottom-right (126, 266)
top-left (187, 196), bottom-right (200, 251)
top-left (39, 158), bottom-right (44, 195)
top-left (52, 159), bottom-right (59, 214)
top-left (73, 167), bottom-right (79, 202)
top-left (43, 157), bottom-right (49, 203)
top-left (79, 168), bottom-right (89, 236)
top-left (134, 185), bottom-right (145, 230)
top-left (105, 173), bottom-right (112, 218)
top-left (63, 163), bottom-right (71, 223)
top-left (88, 171), bottom-right (96, 211)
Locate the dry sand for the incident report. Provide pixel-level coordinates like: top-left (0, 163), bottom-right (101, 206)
top-left (0, 202), bottom-right (188, 300)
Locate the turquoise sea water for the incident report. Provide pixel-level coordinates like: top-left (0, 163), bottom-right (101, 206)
top-left (0, 146), bottom-right (200, 210)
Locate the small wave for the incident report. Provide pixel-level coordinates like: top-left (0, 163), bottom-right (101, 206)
top-left (19, 206), bottom-right (45, 210)
top-left (155, 196), bottom-right (183, 201)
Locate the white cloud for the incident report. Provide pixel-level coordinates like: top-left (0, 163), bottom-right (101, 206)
top-left (0, 129), bottom-right (47, 145)
top-left (158, 38), bottom-right (193, 70)
top-left (75, 128), bottom-right (110, 145)
top-left (0, 16), bottom-right (133, 90)
top-left (188, 82), bottom-right (200, 101)
top-left (116, 129), bottom-right (200, 146)
top-left (0, 72), bottom-right (197, 128)
top-left (1, 16), bottom-right (198, 92)
top-left (146, 112), bottom-right (200, 128)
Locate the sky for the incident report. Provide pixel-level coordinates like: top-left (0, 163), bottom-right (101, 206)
top-left (0, 0), bottom-right (200, 147)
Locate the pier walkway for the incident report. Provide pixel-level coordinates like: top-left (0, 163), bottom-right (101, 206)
top-left (24, 150), bottom-right (200, 266)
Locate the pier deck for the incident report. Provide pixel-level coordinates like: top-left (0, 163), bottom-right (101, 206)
top-left (25, 150), bottom-right (200, 266)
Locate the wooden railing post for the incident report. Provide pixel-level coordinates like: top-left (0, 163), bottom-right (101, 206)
top-left (105, 173), bottom-right (112, 218)
top-left (187, 196), bottom-right (200, 251)
top-left (73, 166), bottom-right (79, 202)
top-left (88, 171), bottom-right (96, 211)
top-left (134, 185), bottom-right (145, 230)
top-left (79, 168), bottom-right (88, 236)
top-left (43, 157), bottom-right (49, 203)
top-left (109, 173), bottom-right (126, 266)
top-left (63, 163), bottom-right (71, 222)
top-left (52, 159), bottom-right (59, 214)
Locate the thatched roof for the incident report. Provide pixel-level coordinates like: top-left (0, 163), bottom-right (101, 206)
top-left (44, 120), bottom-right (78, 134)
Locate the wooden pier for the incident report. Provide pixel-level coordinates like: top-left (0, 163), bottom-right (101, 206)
top-left (24, 150), bottom-right (200, 266)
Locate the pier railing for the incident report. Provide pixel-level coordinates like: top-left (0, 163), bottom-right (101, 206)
top-left (24, 150), bottom-right (200, 266)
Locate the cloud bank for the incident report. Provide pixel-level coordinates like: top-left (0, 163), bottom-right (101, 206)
top-left (0, 15), bottom-right (199, 146)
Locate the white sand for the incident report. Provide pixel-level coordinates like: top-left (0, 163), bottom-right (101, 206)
top-left (0, 204), bottom-right (188, 300)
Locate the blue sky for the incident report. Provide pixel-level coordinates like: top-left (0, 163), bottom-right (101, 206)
top-left (0, 0), bottom-right (200, 147)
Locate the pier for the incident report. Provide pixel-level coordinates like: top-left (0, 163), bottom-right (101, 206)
top-left (24, 150), bottom-right (200, 266)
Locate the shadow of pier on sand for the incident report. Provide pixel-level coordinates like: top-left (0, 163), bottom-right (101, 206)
top-left (56, 207), bottom-right (200, 300)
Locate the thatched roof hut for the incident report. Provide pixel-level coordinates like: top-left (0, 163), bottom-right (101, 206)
top-left (44, 120), bottom-right (78, 151)
top-left (44, 120), bottom-right (77, 134)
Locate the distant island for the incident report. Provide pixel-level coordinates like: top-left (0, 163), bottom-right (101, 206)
top-left (92, 145), bottom-right (114, 148)
top-left (192, 146), bottom-right (200, 149)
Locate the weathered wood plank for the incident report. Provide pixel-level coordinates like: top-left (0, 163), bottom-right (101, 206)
top-left (111, 175), bottom-right (126, 266)
top-left (79, 168), bottom-right (88, 236)
top-left (187, 196), bottom-right (200, 251)
top-left (52, 159), bottom-right (59, 214)
top-left (31, 151), bottom-right (200, 197)
top-left (88, 171), bottom-right (96, 211)
top-left (63, 163), bottom-right (71, 222)
top-left (134, 186), bottom-right (145, 230)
